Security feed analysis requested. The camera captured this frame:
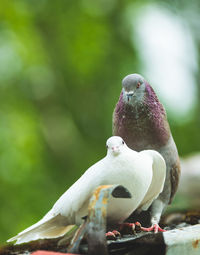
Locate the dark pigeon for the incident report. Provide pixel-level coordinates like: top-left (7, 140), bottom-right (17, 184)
top-left (113, 73), bottom-right (181, 232)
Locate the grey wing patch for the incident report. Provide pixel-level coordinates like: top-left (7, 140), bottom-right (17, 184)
top-left (169, 159), bottom-right (181, 204)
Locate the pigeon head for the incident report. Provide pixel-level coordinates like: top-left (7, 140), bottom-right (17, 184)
top-left (122, 74), bottom-right (146, 104)
top-left (106, 136), bottom-right (127, 156)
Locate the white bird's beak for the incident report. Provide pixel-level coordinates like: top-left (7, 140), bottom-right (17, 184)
top-left (111, 146), bottom-right (120, 155)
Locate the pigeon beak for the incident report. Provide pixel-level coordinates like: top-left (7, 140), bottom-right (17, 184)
top-left (126, 92), bottom-right (134, 102)
top-left (112, 146), bottom-right (120, 154)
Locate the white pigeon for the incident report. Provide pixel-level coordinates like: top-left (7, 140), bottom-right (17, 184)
top-left (7, 136), bottom-right (166, 244)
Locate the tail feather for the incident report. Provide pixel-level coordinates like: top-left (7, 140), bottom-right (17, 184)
top-left (7, 214), bottom-right (73, 244)
top-left (39, 225), bottom-right (75, 238)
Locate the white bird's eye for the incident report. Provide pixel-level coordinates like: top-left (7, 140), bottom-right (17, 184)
top-left (106, 145), bottom-right (108, 149)
top-left (122, 140), bottom-right (125, 144)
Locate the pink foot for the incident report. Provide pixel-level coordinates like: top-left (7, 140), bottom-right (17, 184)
top-left (141, 224), bottom-right (166, 233)
top-left (106, 230), bottom-right (121, 240)
top-left (106, 222), bottom-right (142, 239)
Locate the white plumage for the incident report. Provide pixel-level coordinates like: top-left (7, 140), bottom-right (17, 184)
top-left (7, 136), bottom-right (166, 244)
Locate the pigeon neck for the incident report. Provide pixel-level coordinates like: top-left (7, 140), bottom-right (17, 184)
top-left (114, 85), bottom-right (170, 149)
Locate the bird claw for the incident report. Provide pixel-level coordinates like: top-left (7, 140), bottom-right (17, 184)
top-left (106, 230), bottom-right (121, 240)
top-left (119, 222), bottom-right (142, 234)
top-left (141, 224), bottom-right (166, 233)
top-left (106, 222), bottom-right (141, 239)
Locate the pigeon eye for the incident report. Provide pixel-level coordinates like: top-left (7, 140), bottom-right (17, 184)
top-left (136, 82), bottom-right (141, 88)
top-left (106, 145), bottom-right (108, 149)
top-left (122, 140), bottom-right (125, 144)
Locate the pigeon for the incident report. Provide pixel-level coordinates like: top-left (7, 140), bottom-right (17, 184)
top-left (7, 136), bottom-right (166, 244)
top-left (113, 73), bottom-right (181, 232)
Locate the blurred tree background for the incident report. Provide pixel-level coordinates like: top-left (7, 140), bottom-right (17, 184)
top-left (0, 0), bottom-right (199, 244)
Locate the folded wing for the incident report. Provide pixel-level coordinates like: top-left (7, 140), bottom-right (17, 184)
top-left (137, 150), bottom-right (166, 211)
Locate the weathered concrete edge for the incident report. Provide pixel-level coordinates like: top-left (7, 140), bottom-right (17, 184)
top-left (164, 224), bottom-right (200, 255)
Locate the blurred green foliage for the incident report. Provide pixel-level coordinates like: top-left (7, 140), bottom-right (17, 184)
top-left (0, 0), bottom-right (199, 244)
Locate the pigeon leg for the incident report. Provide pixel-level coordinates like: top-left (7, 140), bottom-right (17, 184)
top-left (141, 199), bottom-right (167, 233)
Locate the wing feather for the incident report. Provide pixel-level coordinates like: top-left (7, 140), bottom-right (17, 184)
top-left (137, 150), bottom-right (166, 211)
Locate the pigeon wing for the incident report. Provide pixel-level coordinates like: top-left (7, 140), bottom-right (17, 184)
top-left (137, 150), bottom-right (166, 211)
top-left (7, 159), bottom-right (106, 244)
